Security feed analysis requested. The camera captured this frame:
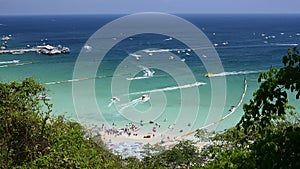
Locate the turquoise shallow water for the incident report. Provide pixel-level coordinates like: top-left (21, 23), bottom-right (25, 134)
top-left (1, 14), bottom-right (299, 134)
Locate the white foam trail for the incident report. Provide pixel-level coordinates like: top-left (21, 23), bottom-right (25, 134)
top-left (45, 74), bottom-right (128, 85)
top-left (142, 48), bottom-right (189, 53)
top-left (108, 97), bottom-right (120, 107)
top-left (208, 70), bottom-right (262, 77)
top-left (182, 79), bottom-right (248, 137)
top-left (0, 60), bottom-right (20, 64)
top-left (126, 65), bottom-right (155, 81)
top-left (108, 101), bottom-right (114, 107)
top-left (0, 61), bottom-right (32, 68)
top-left (130, 53), bottom-right (142, 60)
top-left (128, 82), bottom-right (206, 96)
top-left (118, 82), bottom-right (205, 112)
top-left (118, 97), bottom-right (143, 112)
top-left (164, 37), bottom-right (173, 41)
top-left (126, 76), bottom-right (151, 81)
top-left (143, 49), bottom-right (173, 53)
top-left (271, 43), bottom-right (298, 46)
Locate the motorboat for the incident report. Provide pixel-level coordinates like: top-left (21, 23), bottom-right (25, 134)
top-left (111, 97), bottom-right (120, 102)
top-left (38, 95), bottom-right (51, 101)
top-left (141, 95), bottom-right (150, 102)
top-left (205, 73), bottom-right (214, 78)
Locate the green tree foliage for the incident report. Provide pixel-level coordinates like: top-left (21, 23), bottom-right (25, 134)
top-left (0, 78), bottom-right (123, 168)
top-left (140, 140), bottom-right (202, 168)
top-left (0, 78), bottom-right (50, 167)
top-left (239, 47), bottom-right (299, 134)
top-left (201, 146), bottom-right (255, 169)
top-left (204, 48), bottom-right (300, 168)
top-left (237, 48), bottom-right (300, 168)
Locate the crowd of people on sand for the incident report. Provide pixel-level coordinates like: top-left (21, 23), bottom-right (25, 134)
top-left (103, 122), bottom-right (140, 137)
top-left (95, 117), bottom-right (193, 145)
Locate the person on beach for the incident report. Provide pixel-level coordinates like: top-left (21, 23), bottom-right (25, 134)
top-left (140, 120), bottom-right (144, 126)
top-left (153, 127), bottom-right (157, 132)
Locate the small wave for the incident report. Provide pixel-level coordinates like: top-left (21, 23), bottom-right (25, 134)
top-left (271, 43), bottom-right (298, 46)
top-left (0, 65), bottom-right (8, 68)
top-left (208, 70), bottom-right (262, 77)
top-left (0, 60), bottom-right (20, 64)
top-left (128, 82), bottom-right (206, 96)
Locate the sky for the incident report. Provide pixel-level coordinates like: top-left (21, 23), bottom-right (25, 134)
top-left (0, 0), bottom-right (300, 15)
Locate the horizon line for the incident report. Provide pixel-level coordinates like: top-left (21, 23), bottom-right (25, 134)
top-left (1, 12), bottom-right (300, 17)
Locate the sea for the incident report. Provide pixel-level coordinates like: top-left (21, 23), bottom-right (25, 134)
top-left (0, 14), bottom-right (299, 136)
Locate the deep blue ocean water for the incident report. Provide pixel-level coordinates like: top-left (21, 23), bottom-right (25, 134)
top-left (1, 14), bottom-right (299, 134)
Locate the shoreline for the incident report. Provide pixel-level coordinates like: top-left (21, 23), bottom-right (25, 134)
top-left (83, 122), bottom-right (210, 159)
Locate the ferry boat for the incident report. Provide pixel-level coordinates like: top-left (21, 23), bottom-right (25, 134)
top-left (37, 45), bottom-right (70, 55)
top-left (1, 36), bottom-right (11, 41)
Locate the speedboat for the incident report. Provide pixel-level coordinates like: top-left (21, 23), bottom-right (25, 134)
top-left (205, 73), bottom-right (214, 78)
top-left (38, 95), bottom-right (51, 101)
top-left (111, 97), bottom-right (120, 102)
top-left (141, 95), bottom-right (150, 102)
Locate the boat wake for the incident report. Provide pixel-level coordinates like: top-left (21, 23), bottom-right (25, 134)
top-left (126, 65), bottom-right (155, 81)
top-left (271, 43), bottom-right (298, 46)
top-left (128, 82), bottom-right (206, 96)
top-left (142, 48), bottom-right (191, 53)
top-left (182, 79), bottom-right (248, 137)
top-left (126, 76), bottom-right (151, 81)
top-left (0, 61), bottom-right (32, 68)
top-left (206, 70), bottom-right (262, 77)
top-left (117, 82), bottom-right (205, 112)
top-left (118, 95), bottom-right (149, 112)
top-left (129, 53), bottom-right (142, 60)
top-left (46, 74), bottom-right (129, 85)
top-left (108, 97), bottom-right (120, 107)
top-left (0, 60), bottom-right (20, 64)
